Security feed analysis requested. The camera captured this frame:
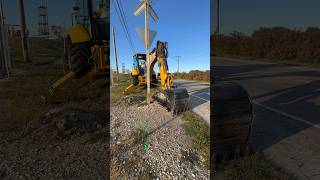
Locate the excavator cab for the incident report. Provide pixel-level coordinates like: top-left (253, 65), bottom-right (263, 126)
top-left (132, 53), bottom-right (146, 76)
top-left (129, 53), bottom-right (157, 86)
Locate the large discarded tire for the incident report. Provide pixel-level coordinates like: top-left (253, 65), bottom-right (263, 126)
top-left (69, 41), bottom-right (93, 77)
top-left (212, 81), bottom-right (254, 166)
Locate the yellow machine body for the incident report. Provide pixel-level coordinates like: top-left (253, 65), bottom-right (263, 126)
top-left (68, 24), bottom-right (91, 43)
top-left (149, 52), bottom-right (172, 89)
top-left (131, 68), bottom-right (139, 76)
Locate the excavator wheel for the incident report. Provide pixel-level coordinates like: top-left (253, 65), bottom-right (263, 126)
top-left (69, 41), bottom-right (93, 77)
top-left (212, 81), bottom-right (253, 168)
top-left (130, 74), bottom-right (139, 85)
top-left (165, 88), bottom-right (190, 115)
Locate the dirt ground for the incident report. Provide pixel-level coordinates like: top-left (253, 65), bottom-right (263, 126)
top-left (110, 95), bottom-right (210, 179)
top-left (0, 38), bottom-right (108, 179)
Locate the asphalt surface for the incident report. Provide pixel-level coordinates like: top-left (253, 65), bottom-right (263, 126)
top-left (214, 57), bottom-right (320, 180)
top-left (174, 79), bottom-right (210, 125)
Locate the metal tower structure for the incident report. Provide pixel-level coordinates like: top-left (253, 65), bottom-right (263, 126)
top-left (38, 0), bottom-right (48, 36)
top-left (122, 62), bottom-right (125, 74)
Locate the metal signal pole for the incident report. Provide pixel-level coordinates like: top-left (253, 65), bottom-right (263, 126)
top-left (134, 0), bottom-right (159, 105)
top-left (144, 0), bottom-right (151, 105)
top-left (17, 0), bottom-right (30, 62)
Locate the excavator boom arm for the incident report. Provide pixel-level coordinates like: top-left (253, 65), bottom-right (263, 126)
top-left (149, 41), bottom-right (172, 89)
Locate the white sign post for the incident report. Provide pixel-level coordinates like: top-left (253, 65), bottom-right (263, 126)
top-left (134, 0), bottom-right (159, 105)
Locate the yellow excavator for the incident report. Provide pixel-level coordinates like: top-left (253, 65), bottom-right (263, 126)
top-left (125, 41), bottom-right (189, 115)
top-left (42, 0), bottom-right (109, 103)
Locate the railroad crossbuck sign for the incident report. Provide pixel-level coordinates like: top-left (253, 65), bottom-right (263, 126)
top-left (136, 27), bottom-right (157, 49)
top-left (134, 0), bottom-right (159, 21)
top-left (134, 0), bottom-right (159, 49)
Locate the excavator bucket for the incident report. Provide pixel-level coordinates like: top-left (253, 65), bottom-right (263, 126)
top-left (164, 87), bottom-right (190, 115)
top-left (153, 87), bottom-right (189, 115)
top-left (212, 81), bottom-right (254, 165)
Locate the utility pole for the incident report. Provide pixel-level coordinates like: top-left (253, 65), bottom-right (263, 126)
top-left (216, 0), bottom-right (220, 35)
top-left (0, 0), bottom-right (5, 77)
top-left (0, 0), bottom-right (11, 78)
top-left (112, 26), bottom-right (119, 81)
top-left (175, 56), bottom-right (181, 73)
top-left (17, 0), bottom-right (30, 62)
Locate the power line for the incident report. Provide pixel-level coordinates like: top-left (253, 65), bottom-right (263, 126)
top-left (150, 0), bottom-right (159, 5)
top-left (111, 0), bottom-right (130, 50)
top-left (111, 0), bottom-right (136, 53)
top-left (117, 0), bottom-right (135, 52)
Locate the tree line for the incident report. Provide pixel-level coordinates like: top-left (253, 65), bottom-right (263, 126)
top-left (212, 27), bottom-right (320, 64)
top-left (173, 70), bottom-right (210, 82)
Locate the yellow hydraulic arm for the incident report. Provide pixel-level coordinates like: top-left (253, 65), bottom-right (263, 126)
top-left (149, 41), bottom-right (172, 89)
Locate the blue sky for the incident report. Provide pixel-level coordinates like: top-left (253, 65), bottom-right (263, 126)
top-left (111, 0), bottom-right (210, 73)
top-left (211, 0), bottom-right (320, 35)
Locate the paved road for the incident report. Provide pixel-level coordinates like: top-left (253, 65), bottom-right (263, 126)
top-left (174, 80), bottom-right (210, 125)
top-left (215, 57), bottom-right (320, 180)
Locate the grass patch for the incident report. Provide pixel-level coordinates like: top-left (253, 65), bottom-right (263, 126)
top-left (1, 37), bottom-right (106, 130)
top-left (222, 154), bottom-right (291, 180)
top-left (110, 74), bottom-right (131, 102)
top-left (110, 74), bottom-right (161, 103)
top-left (181, 111), bottom-right (210, 169)
top-left (0, 38), bottom-right (63, 128)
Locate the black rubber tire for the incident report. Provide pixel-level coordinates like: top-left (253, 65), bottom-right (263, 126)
top-left (69, 41), bottom-right (93, 77)
top-left (212, 81), bottom-right (253, 164)
top-left (131, 74), bottom-right (139, 85)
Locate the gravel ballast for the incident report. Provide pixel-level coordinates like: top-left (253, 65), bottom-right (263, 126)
top-left (111, 96), bottom-right (209, 179)
top-left (0, 106), bottom-right (108, 179)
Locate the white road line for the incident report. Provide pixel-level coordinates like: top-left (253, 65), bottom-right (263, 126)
top-left (280, 89), bottom-right (320, 105)
top-left (279, 95), bottom-right (312, 105)
top-left (253, 101), bottom-right (320, 129)
top-left (190, 94), bottom-right (210, 102)
top-left (200, 92), bottom-right (210, 96)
